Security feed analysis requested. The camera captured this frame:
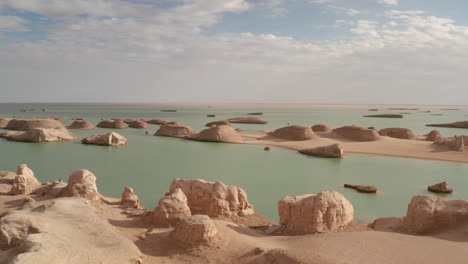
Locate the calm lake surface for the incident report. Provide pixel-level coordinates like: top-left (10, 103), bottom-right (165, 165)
top-left (1, 103), bottom-right (468, 222)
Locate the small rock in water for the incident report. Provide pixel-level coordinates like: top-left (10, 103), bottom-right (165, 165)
top-left (344, 184), bottom-right (377, 193)
top-left (264, 146), bottom-right (270, 151)
top-left (145, 131), bottom-right (149, 134)
top-left (428, 181), bottom-right (453, 194)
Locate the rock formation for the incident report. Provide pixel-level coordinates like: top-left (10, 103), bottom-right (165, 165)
top-left (247, 112), bottom-right (263, 115)
top-left (154, 125), bottom-right (195, 139)
top-left (146, 119), bottom-right (169, 125)
top-left (205, 120), bottom-right (231, 127)
top-left (194, 125), bottom-right (243, 143)
top-left (333, 126), bottom-right (381, 142)
top-left (4, 118), bottom-right (66, 131)
top-left (425, 130), bottom-right (442, 141)
top-left (311, 124), bottom-right (332, 132)
top-left (171, 215), bottom-right (219, 248)
top-left (363, 114), bottom-right (403, 118)
top-left (427, 121), bottom-right (468, 129)
top-left (10, 164), bottom-right (41, 195)
top-left (96, 120), bottom-right (127, 129)
top-left (267, 125), bottom-right (316, 141)
top-left (378, 128), bottom-right (416, 140)
top-left (153, 188), bottom-right (191, 227)
top-left (81, 132), bottom-right (127, 146)
top-left (428, 181), bottom-right (453, 194)
top-left (0, 128), bottom-right (77, 142)
top-left (0, 118), bottom-right (11, 129)
top-left (128, 120), bottom-right (148, 129)
top-left (168, 178), bottom-right (254, 218)
top-left (167, 121), bottom-right (181, 126)
top-left (227, 117), bottom-right (268, 124)
top-left (278, 191), bottom-right (354, 234)
top-left (60, 169), bottom-right (100, 200)
top-left (121, 186), bottom-right (141, 208)
top-left (344, 184), bottom-right (377, 193)
top-left (299, 143), bottom-right (343, 158)
top-left (67, 120), bottom-right (95, 130)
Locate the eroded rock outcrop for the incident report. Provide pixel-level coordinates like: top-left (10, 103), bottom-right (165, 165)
top-left (278, 191), bottom-right (354, 234)
top-left (299, 143), bottom-right (343, 158)
top-left (427, 121), bottom-right (468, 129)
top-left (154, 125), bottom-right (195, 139)
top-left (97, 120), bottom-right (127, 129)
top-left (364, 114), bottom-right (403, 118)
top-left (67, 120), bottom-right (95, 130)
top-left (228, 117), bottom-right (268, 124)
top-left (167, 121), bottom-right (181, 126)
top-left (171, 215), bottom-right (219, 248)
top-left (81, 132), bottom-right (127, 146)
top-left (194, 125), bottom-right (243, 143)
top-left (0, 118), bottom-right (12, 129)
top-left (147, 119), bottom-right (169, 125)
top-left (378, 128), bottom-right (416, 140)
top-left (153, 188), bottom-right (191, 227)
top-left (4, 118), bottom-right (66, 131)
top-left (59, 169), bottom-right (100, 200)
top-left (267, 125), bottom-right (316, 141)
top-left (428, 181), bottom-right (453, 194)
top-left (333, 126), bottom-right (381, 142)
top-left (425, 130), bottom-right (442, 141)
top-left (311, 124), bottom-right (332, 133)
top-left (344, 184), bottom-right (377, 193)
top-left (0, 128), bottom-right (77, 143)
top-left (121, 186), bottom-right (141, 209)
top-left (10, 164), bottom-right (40, 195)
top-left (205, 120), bottom-right (231, 127)
top-left (128, 120), bottom-right (148, 129)
top-left (435, 136), bottom-right (465, 151)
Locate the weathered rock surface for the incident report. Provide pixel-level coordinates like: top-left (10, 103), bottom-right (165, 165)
top-left (278, 191), bottom-right (354, 234)
top-left (153, 188), bottom-right (191, 227)
top-left (10, 164), bottom-right (40, 195)
top-left (169, 179), bottom-right (254, 218)
top-left (403, 195), bottom-right (468, 234)
top-left (194, 125), bottom-right (243, 143)
top-left (364, 114), bottom-right (403, 118)
top-left (0, 118), bottom-right (12, 129)
top-left (155, 125), bottom-right (195, 139)
top-left (425, 130), bottom-right (442, 141)
top-left (333, 126), bottom-right (381, 142)
top-left (4, 119), bottom-right (66, 131)
top-left (428, 181), bottom-right (453, 194)
top-left (128, 120), bottom-right (148, 129)
top-left (344, 184), bottom-right (377, 193)
top-left (0, 128), bottom-right (77, 143)
top-left (267, 125), bottom-right (317, 141)
top-left (435, 136), bottom-right (465, 151)
top-left (378, 128), bottom-right (416, 140)
top-left (67, 120), bottom-right (95, 130)
top-left (59, 170), bottom-right (100, 200)
top-left (228, 117), bottom-right (268, 124)
top-left (146, 119), bottom-right (169, 125)
top-left (172, 215), bottom-right (219, 248)
top-left (97, 120), bottom-right (127, 129)
top-left (427, 121), bottom-right (468, 129)
top-left (299, 143), bottom-right (343, 158)
top-left (205, 120), bottom-right (231, 127)
top-left (121, 186), bottom-right (141, 209)
top-left (311, 124), bottom-right (332, 132)
top-left (82, 132), bottom-right (127, 146)
top-left (0, 198), bottom-right (142, 264)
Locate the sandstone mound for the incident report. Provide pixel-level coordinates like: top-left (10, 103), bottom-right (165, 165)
top-left (0, 118), bottom-right (12, 129)
top-left (268, 125), bottom-right (316, 141)
top-left (311, 124), bottom-right (332, 132)
top-left (97, 120), bottom-right (127, 129)
top-left (194, 125), bottom-right (243, 143)
top-left (278, 191), bottom-right (354, 234)
top-left (10, 164), bottom-right (40, 195)
top-left (4, 118), bottom-right (66, 131)
top-left (403, 195), bottom-right (468, 234)
top-left (167, 121), bottom-right (181, 126)
top-left (60, 169), bottom-right (100, 200)
top-left (299, 143), bottom-right (343, 158)
top-left (172, 215), bottom-right (219, 248)
top-left (205, 120), bottom-right (231, 127)
top-left (427, 121), bottom-right (468, 129)
top-left (378, 128), bottom-right (416, 140)
top-left (112, 118), bottom-right (133, 124)
top-left (0, 128), bottom-right (77, 142)
top-left (155, 125), bottom-right (195, 139)
top-left (428, 181), bottom-right (453, 194)
top-left (169, 179), bottom-right (254, 218)
top-left (121, 186), bottom-right (141, 209)
top-left (147, 119), bottom-right (169, 125)
top-left (425, 130), bottom-right (442, 141)
top-left (67, 120), bottom-right (95, 130)
top-left (228, 117), bottom-right (268, 124)
top-left (333, 126), bottom-right (381, 142)
top-left (153, 188), bottom-right (191, 227)
top-left (82, 132), bottom-right (127, 146)
top-left (0, 198), bottom-right (142, 263)
top-left (128, 120), bottom-right (148, 129)
top-left (364, 114), bottom-right (403, 118)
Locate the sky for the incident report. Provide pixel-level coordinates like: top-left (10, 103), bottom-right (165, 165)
top-left (0, 0), bottom-right (467, 104)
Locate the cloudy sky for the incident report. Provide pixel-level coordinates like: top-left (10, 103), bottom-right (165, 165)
top-left (1, 0), bottom-right (467, 104)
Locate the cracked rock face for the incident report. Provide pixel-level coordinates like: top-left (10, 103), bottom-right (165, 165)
top-left (153, 188), bottom-right (191, 227)
top-left (10, 164), bottom-right (40, 195)
top-left (60, 170), bottom-right (101, 200)
top-left (171, 215), bottom-right (219, 248)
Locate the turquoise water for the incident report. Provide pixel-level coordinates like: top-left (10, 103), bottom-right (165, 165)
top-left (1, 103), bottom-right (468, 222)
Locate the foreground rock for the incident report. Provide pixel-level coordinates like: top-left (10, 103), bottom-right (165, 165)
top-left (121, 186), bottom-right (141, 208)
top-left (97, 120), bottom-right (127, 129)
top-left (0, 198), bottom-right (142, 264)
top-left (333, 126), bottom-right (381, 142)
top-left (344, 184), bottom-right (377, 193)
top-left (128, 120), bottom-right (148, 129)
top-left (378, 128), bottom-right (416, 140)
top-left (205, 120), bottom-right (231, 127)
top-left (59, 169), bottom-right (101, 200)
top-left (153, 188), bottom-right (192, 227)
top-left (311, 124), bottom-right (332, 132)
top-left (267, 125), bottom-right (316, 141)
top-left (82, 132), bottom-right (127, 146)
top-left (4, 118), bottom-right (66, 131)
top-left (172, 215), bottom-right (219, 248)
top-left (155, 125), bottom-right (195, 139)
top-left (278, 191), bottom-right (354, 234)
top-left (428, 181), bottom-right (453, 194)
top-left (227, 117), bottom-right (268, 124)
top-left (146, 119), bottom-right (169, 125)
top-left (299, 143), bottom-right (343, 158)
top-left (0, 128), bottom-right (77, 143)
top-left (427, 121), bottom-right (468, 129)
top-left (364, 114), bottom-right (403, 118)
top-left (425, 130), bottom-right (442, 141)
top-left (194, 125), bottom-right (243, 143)
top-left (10, 164), bottom-right (40, 195)
top-left (67, 120), bottom-right (95, 130)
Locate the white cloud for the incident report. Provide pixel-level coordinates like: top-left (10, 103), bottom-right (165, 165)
top-left (327, 5), bottom-right (362, 16)
top-left (0, 15), bottom-right (29, 33)
top-left (378, 0), bottom-right (399, 6)
top-left (259, 0), bottom-right (288, 17)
